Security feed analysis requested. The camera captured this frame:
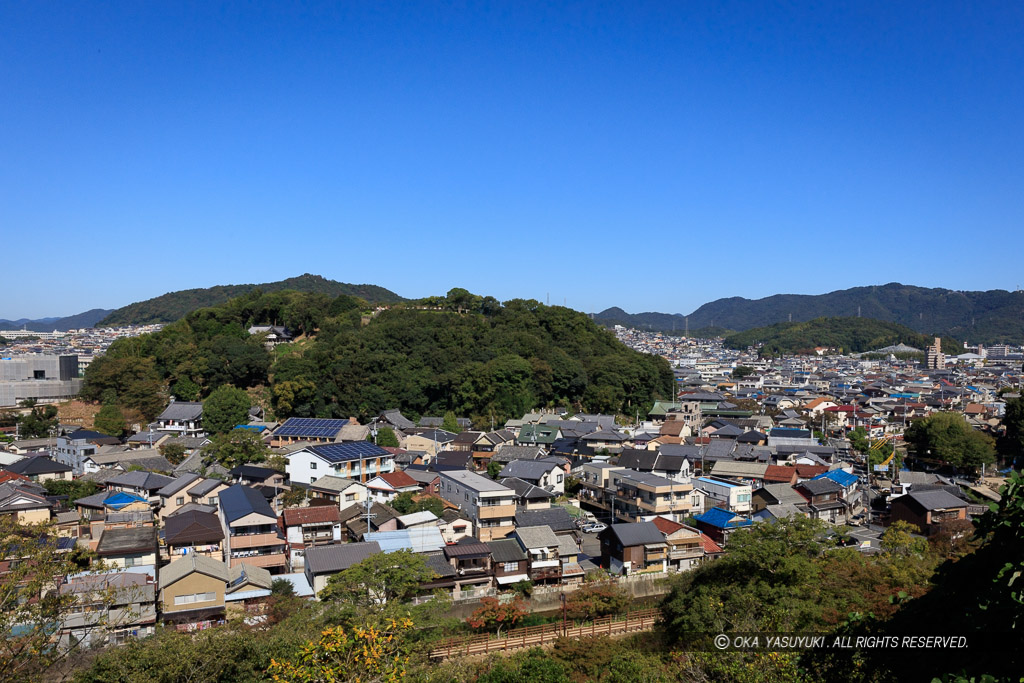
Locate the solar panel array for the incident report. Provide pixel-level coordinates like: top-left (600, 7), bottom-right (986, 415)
top-left (276, 417), bottom-right (350, 438)
top-left (310, 441), bottom-right (389, 464)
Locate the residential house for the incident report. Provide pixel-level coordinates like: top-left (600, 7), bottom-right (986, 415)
top-left (889, 490), bottom-right (969, 536)
top-left (0, 480), bottom-right (52, 523)
top-left (472, 430), bottom-right (517, 464)
top-left (752, 483), bottom-right (811, 514)
top-left (281, 506), bottom-right (342, 570)
top-left (403, 429), bottom-right (456, 462)
top-left (692, 507), bottom-right (754, 546)
top-left (441, 538), bottom-right (494, 597)
top-left (600, 470), bottom-right (693, 523)
top-left (155, 400), bottom-right (206, 438)
top-left (162, 509), bottom-right (225, 562)
top-left (248, 325), bottom-right (293, 347)
top-left (762, 465), bottom-right (799, 486)
top-left (500, 477), bottom-right (557, 509)
top-left (53, 429), bottom-right (122, 475)
top-left (437, 509), bottom-right (474, 544)
top-left (616, 449), bottom-right (692, 482)
top-left (401, 468), bottom-right (441, 495)
top-left (708, 461), bottom-right (767, 488)
top-left (795, 478), bottom-right (849, 524)
top-left (95, 527), bottom-right (158, 569)
top-left (438, 470), bottom-right (516, 542)
top-left (158, 473), bottom-right (227, 522)
top-left (107, 470), bottom-right (176, 504)
top-left (304, 542), bottom-right (382, 597)
top-left (270, 417), bottom-right (351, 447)
top-left (75, 491), bottom-right (153, 542)
top-left (514, 507), bottom-right (579, 539)
top-left (58, 569), bottom-right (157, 649)
top-left (512, 526), bottom-right (563, 584)
top-left (158, 554), bottom-right (229, 628)
top-left (366, 470), bottom-right (421, 503)
top-left (498, 459), bottom-right (564, 495)
top-left (82, 449), bottom-right (173, 475)
top-left (487, 538), bottom-right (530, 588)
top-left (650, 517), bottom-right (707, 572)
top-left (4, 455), bottom-right (71, 482)
top-left (694, 477), bottom-right (752, 513)
top-left (598, 522), bottom-right (667, 575)
top-left (340, 501), bottom-right (400, 540)
top-left (308, 475), bottom-right (367, 508)
top-left (218, 484), bottom-right (287, 574)
top-left (286, 442), bottom-right (394, 485)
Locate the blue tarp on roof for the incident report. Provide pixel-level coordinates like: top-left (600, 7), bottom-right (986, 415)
top-left (694, 507), bottom-right (753, 530)
top-left (813, 469), bottom-right (858, 488)
top-left (234, 424), bottom-right (266, 432)
top-left (103, 491), bottom-right (148, 511)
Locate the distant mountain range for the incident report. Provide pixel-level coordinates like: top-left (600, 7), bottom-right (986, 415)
top-left (594, 283), bottom-right (1024, 344)
top-left (0, 309), bottom-right (114, 332)
top-left (97, 274), bottom-right (405, 326)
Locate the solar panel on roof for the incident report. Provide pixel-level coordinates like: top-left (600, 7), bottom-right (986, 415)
top-left (309, 442), bottom-right (389, 463)
top-left (276, 417), bottom-right (349, 437)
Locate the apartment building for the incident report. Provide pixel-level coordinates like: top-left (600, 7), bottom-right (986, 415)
top-left (218, 485), bottom-right (287, 574)
top-left (438, 470), bottom-right (516, 542)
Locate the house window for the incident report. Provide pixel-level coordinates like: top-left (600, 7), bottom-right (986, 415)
top-left (173, 592), bottom-right (216, 605)
top-left (557, 474), bottom-right (563, 483)
top-left (345, 493), bottom-right (356, 502)
top-left (124, 556), bottom-right (137, 568)
top-left (176, 497), bottom-right (185, 506)
top-left (464, 493), bottom-right (469, 502)
top-left (310, 462), bottom-right (317, 470)
top-left (208, 497), bottom-right (217, 505)
top-left (503, 562), bottom-right (519, 572)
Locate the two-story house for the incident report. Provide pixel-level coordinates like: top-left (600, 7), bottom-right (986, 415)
top-left (487, 538), bottom-right (529, 587)
top-left (889, 489), bottom-right (969, 536)
top-left (497, 459), bottom-right (564, 495)
top-left (162, 508), bottom-right (225, 563)
top-left (693, 477), bottom-right (752, 513)
top-left (795, 478), bottom-right (848, 524)
top-left (158, 554), bottom-right (229, 629)
top-left (155, 400), bottom-right (206, 438)
top-left (281, 505), bottom-right (342, 570)
top-left (287, 442), bottom-right (394, 485)
top-left (308, 475), bottom-right (367, 508)
top-left (598, 522), bottom-right (668, 575)
top-left (441, 537), bottom-right (494, 597)
top-left (606, 470), bottom-right (693, 523)
top-left (58, 569), bottom-right (157, 649)
top-left (512, 525), bottom-right (562, 584)
top-left (53, 429), bottom-right (122, 475)
top-left (218, 484), bottom-right (287, 574)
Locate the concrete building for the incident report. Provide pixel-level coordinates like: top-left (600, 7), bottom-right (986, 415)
top-left (0, 354), bottom-right (81, 407)
top-left (438, 470), bottom-right (516, 541)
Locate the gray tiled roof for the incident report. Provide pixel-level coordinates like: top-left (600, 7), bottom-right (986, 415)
top-left (513, 525), bottom-right (560, 549)
top-left (157, 401), bottom-right (204, 422)
top-left (487, 538), bottom-right (527, 563)
top-left (304, 542), bottom-right (382, 575)
top-left (606, 522), bottom-right (665, 547)
top-left (514, 507), bottom-right (576, 533)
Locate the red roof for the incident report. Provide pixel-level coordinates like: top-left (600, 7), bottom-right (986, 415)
top-left (763, 465), bottom-right (797, 483)
top-left (282, 506), bottom-right (341, 526)
top-left (378, 471), bottom-right (419, 489)
top-left (699, 533), bottom-right (723, 554)
top-left (794, 464), bottom-right (829, 478)
top-left (651, 516), bottom-right (685, 535)
top-left (0, 471), bottom-right (30, 485)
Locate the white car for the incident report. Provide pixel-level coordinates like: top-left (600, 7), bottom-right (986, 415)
top-left (582, 522), bottom-right (607, 533)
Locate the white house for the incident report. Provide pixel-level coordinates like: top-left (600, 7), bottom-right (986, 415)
top-left (286, 442), bottom-right (394, 486)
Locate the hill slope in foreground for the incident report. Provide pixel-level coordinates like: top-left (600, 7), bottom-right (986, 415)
top-left (98, 274), bottom-right (404, 326)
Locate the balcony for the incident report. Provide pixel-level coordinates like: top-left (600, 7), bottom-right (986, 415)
top-left (229, 553), bottom-right (287, 569)
top-left (477, 504), bottom-right (516, 520)
top-left (668, 546), bottom-right (703, 561)
top-left (230, 532), bottom-right (285, 550)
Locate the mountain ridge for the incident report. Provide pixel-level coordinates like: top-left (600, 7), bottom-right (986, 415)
top-left (594, 283), bottom-right (1024, 344)
top-left (97, 274), bottom-right (405, 326)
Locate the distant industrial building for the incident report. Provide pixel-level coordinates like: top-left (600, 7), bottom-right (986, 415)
top-left (0, 354), bottom-right (82, 407)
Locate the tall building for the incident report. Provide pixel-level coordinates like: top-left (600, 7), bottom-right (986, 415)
top-left (0, 354), bottom-right (81, 407)
top-left (926, 337), bottom-right (945, 370)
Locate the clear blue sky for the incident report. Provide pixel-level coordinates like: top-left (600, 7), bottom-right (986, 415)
top-left (3, 2), bottom-right (1023, 319)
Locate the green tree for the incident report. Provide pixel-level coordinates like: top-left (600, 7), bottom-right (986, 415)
top-left (270, 577), bottom-right (296, 598)
top-left (848, 426), bottom-right (870, 454)
top-left (159, 441), bottom-right (188, 466)
top-left (80, 355), bottom-right (165, 420)
top-left (487, 460), bottom-right (503, 480)
top-left (93, 402), bottom-right (126, 437)
top-left (732, 365), bottom-right (755, 378)
top-left (42, 479), bottom-right (98, 503)
top-left (320, 549), bottom-right (435, 611)
top-left (441, 411), bottom-right (462, 434)
top-left (0, 518), bottom-right (122, 681)
top-left (1001, 396), bottom-right (1024, 462)
top-left (267, 620), bottom-right (414, 683)
top-left (204, 429), bottom-right (269, 469)
top-left (16, 403), bottom-right (58, 439)
top-left (202, 385), bottom-right (251, 434)
top-left (170, 377), bottom-right (201, 401)
top-left (904, 412), bottom-right (996, 471)
top-left (281, 487), bottom-right (308, 508)
top-left (371, 426), bottom-right (399, 448)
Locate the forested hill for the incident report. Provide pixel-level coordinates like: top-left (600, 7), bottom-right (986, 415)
top-left (722, 317), bottom-right (960, 357)
top-left (0, 308), bottom-right (113, 332)
top-left (597, 283), bottom-right (1024, 343)
top-left (97, 274), bottom-right (404, 326)
top-left (82, 288), bottom-right (674, 424)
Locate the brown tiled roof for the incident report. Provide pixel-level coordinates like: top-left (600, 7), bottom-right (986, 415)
top-left (282, 506), bottom-right (341, 526)
top-left (378, 471), bottom-right (418, 488)
top-left (651, 516), bottom-right (684, 535)
top-left (763, 465), bottom-right (797, 483)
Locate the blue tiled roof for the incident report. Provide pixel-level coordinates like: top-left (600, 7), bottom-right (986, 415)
top-left (813, 469), bottom-right (858, 488)
top-left (694, 507), bottom-right (753, 530)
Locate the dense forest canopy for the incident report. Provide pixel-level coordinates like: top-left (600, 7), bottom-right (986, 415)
top-left (83, 288), bottom-right (674, 426)
top-left (722, 317), bottom-right (960, 358)
top-left (97, 273), bottom-right (404, 326)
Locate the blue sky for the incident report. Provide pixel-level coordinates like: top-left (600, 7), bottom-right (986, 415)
top-left (3, 2), bottom-right (1023, 319)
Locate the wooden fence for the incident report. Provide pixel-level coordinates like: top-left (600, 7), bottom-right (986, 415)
top-left (428, 608), bottom-right (661, 660)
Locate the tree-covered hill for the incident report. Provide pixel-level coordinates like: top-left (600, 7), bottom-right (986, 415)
top-left (722, 317), bottom-right (960, 357)
top-left (596, 283), bottom-right (1024, 343)
top-left (83, 288), bottom-right (673, 425)
top-left (97, 274), bottom-right (404, 326)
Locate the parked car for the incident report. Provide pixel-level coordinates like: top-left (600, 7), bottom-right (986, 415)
top-left (581, 522), bottom-right (607, 533)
